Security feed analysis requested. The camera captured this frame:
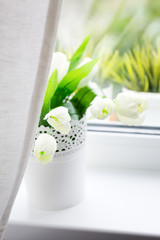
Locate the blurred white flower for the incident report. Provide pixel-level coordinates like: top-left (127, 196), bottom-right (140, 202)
top-left (49, 52), bottom-right (70, 82)
top-left (44, 106), bottom-right (71, 134)
top-left (34, 134), bottom-right (57, 164)
top-left (78, 57), bottom-right (98, 88)
top-left (115, 92), bottom-right (148, 126)
top-left (90, 96), bottom-right (113, 120)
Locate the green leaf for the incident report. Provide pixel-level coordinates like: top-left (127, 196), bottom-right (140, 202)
top-left (39, 70), bottom-right (58, 126)
top-left (50, 58), bottom-right (98, 109)
top-left (71, 85), bottom-right (98, 118)
top-left (69, 36), bottom-right (90, 71)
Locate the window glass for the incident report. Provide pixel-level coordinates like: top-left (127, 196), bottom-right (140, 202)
top-left (56, 0), bottom-right (160, 132)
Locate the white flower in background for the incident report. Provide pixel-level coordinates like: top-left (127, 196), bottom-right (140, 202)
top-left (78, 57), bottom-right (98, 88)
top-left (90, 96), bottom-right (113, 120)
top-left (34, 134), bottom-right (57, 164)
top-left (49, 52), bottom-right (70, 82)
top-left (44, 107), bottom-right (71, 135)
top-left (115, 92), bottom-right (148, 126)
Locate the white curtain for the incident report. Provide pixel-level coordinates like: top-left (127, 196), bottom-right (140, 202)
top-left (0, 0), bottom-right (62, 239)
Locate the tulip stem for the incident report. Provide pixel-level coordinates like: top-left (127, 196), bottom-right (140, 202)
top-left (48, 128), bottom-right (53, 136)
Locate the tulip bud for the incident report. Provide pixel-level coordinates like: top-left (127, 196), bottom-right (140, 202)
top-left (49, 52), bottom-right (70, 82)
top-left (115, 92), bottom-right (148, 126)
top-left (90, 96), bottom-right (113, 120)
top-left (34, 134), bottom-right (57, 164)
top-left (44, 107), bottom-right (71, 134)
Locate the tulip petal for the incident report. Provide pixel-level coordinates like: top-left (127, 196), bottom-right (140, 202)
top-left (49, 52), bottom-right (70, 82)
top-left (117, 112), bottom-right (145, 126)
top-left (44, 107), bottom-right (71, 135)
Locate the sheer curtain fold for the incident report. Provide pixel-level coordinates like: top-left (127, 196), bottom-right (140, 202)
top-left (0, 0), bottom-right (62, 239)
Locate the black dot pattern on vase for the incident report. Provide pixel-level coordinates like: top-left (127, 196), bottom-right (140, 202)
top-left (33, 116), bottom-right (86, 156)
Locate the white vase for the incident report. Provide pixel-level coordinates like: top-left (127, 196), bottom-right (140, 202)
top-left (25, 117), bottom-right (86, 210)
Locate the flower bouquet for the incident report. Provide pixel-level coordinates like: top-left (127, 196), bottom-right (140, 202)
top-left (25, 36), bottom-right (148, 210)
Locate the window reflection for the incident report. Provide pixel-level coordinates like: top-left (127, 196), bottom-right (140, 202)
top-left (56, 0), bottom-right (160, 129)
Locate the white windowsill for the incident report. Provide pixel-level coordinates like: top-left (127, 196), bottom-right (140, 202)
top-left (4, 131), bottom-right (160, 240)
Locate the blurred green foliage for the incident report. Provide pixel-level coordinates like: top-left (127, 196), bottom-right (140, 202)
top-left (107, 43), bottom-right (160, 92)
top-left (56, 0), bottom-right (160, 93)
top-left (87, 0), bottom-right (160, 92)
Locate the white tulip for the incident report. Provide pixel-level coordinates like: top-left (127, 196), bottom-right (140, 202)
top-left (90, 96), bottom-right (113, 120)
top-left (34, 134), bottom-right (57, 164)
top-left (115, 92), bottom-right (148, 126)
top-left (78, 57), bottom-right (98, 88)
top-left (49, 52), bottom-right (70, 82)
top-left (44, 106), bottom-right (71, 134)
